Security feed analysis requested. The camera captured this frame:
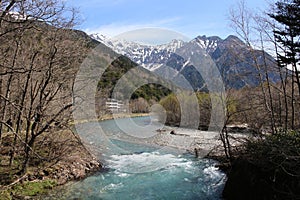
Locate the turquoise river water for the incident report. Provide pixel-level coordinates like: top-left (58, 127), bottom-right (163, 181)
top-left (47, 117), bottom-right (226, 199)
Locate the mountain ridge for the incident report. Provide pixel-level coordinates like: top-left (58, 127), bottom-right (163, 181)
top-left (91, 33), bottom-right (280, 90)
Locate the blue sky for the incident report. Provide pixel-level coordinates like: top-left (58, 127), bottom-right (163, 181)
top-left (66, 0), bottom-right (272, 43)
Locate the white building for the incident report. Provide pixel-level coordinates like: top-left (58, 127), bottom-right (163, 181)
top-left (105, 98), bottom-right (126, 113)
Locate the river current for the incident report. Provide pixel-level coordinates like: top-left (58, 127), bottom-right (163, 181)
top-left (49, 117), bottom-right (226, 199)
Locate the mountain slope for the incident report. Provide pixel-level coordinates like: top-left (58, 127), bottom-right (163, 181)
top-left (92, 34), bottom-right (280, 90)
top-left (91, 34), bottom-right (185, 71)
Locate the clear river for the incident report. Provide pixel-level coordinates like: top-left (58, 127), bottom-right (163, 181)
top-left (47, 117), bottom-right (226, 199)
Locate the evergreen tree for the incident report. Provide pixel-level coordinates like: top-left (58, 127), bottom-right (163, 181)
top-left (269, 0), bottom-right (300, 95)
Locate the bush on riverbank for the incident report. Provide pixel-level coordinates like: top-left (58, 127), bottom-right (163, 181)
top-left (223, 131), bottom-right (300, 200)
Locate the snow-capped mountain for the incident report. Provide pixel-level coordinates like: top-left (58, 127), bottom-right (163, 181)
top-left (91, 33), bottom-right (279, 90)
top-left (91, 33), bottom-right (186, 71)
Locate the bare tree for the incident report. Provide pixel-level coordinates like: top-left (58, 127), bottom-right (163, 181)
top-left (0, 0), bottom-right (82, 176)
top-left (229, 0), bottom-right (277, 133)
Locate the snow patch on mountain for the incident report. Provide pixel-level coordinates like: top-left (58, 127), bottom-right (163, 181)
top-left (193, 35), bottom-right (221, 54)
top-left (91, 33), bottom-right (187, 71)
top-left (90, 33), bottom-right (279, 90)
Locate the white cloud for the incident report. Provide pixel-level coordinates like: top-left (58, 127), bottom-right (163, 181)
top-left (84, 17), bottom-right (182, 36)
top-left (83, 17), bottom-right (190, 45)
top-left (85, 23), bottom-right (144, 37)
top-left (114, 28), bottom-right (190, 45)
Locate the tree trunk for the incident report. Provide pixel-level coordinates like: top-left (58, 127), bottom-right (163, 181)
top-left (9, 51), bottom-right (36, 167)
top-left (20, 135), bottom-right (36, 175)
top-left (260, 33), bottom-right (276, 134)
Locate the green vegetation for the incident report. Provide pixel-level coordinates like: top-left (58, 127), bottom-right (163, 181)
top-left (0, 180), bottom-right (56, 199)
top-left (131, 84), bottom-right (171, 101)
top-left (97, 56), bottom-right (136, 95)
top-left (97, 55), bottom-right (172, 115)
top-left (12, 180), bottom-right (56, 196)
top-left (97, 56), bottom-right (172, 103)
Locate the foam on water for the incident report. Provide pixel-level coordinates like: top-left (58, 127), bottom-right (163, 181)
top-left (56, 150), bottom-right (226, 200)
top-left (107, 152), bottom-right (191, 173)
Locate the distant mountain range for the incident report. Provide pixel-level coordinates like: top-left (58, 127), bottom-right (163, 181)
top-left (91, 33), bottom-right (280, 90)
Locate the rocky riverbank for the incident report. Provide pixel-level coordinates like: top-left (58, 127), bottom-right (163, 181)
top-left (149, 125), bottom-right (255, 159)
top-left (39, 149), bottom-right (101, 186)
